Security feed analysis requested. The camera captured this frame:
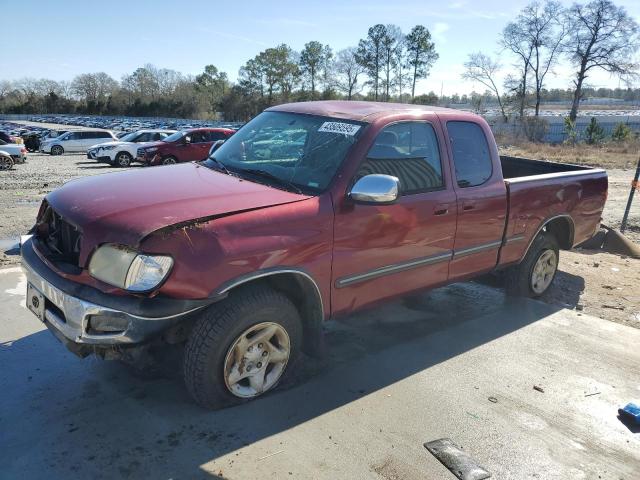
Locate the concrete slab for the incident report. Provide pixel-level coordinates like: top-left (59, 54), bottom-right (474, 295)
top-left (0, 267), bottom-right (638, 479)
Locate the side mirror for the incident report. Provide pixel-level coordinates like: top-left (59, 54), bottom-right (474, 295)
top-left (348, 174), bottom-right (400, 204)
top-left (183, 135), bottom-right (191, 144)
top-left (208, 139), bottom-right (225, 156)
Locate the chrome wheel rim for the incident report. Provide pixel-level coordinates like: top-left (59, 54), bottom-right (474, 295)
top-left (52, 146), bottom-right (62, 155)
top-left (117, 153), bottom-right (129, 166)
top-left (0, 156), bottom-right (11, 170)
top-left (163, 158), bottom-right (176, 165)
top-left (223, 322), bottom-right (291, 398)
top-left (531, 249), bottom-right (557, 294)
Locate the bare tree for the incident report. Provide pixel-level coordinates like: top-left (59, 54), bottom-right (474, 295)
top-left (564, 0), bottom-right (640, 121)
top-left (462, 52), bottom-right (508, 122)
top-left (501, 21), bottom-right (534, 117)
top-left (334, 47), bottom-right (365, 99)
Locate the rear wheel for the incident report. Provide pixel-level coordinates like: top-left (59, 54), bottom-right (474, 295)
top-left (0, 154), bottom-right (13, 170)
top-left (162, 156), bottom-right (177, 165)
top-left (506, 231), bottom-right (559, 297)
top-left (51, 145), bottom-right (64, 156)
top-left (114, 151), bottom-right (133, 167)
top-left (183, 285), bottom-right (302, 409)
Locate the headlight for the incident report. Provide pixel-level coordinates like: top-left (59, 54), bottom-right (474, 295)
top-left (101, 145), bottom-right (116, 151)
top-left (146, 147), bottom-right (158, 153)
top-left (88, 244), bottom-right (173, 292)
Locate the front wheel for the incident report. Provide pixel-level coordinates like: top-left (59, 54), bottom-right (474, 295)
top-left (161, 156), bottom-right (177, 165)
top-left (183, 285), bottom-right (302, 409)
top-left (50, 145), bottom-right (64, 156)
top-left (505, 231), bottom-right (559, 297)
top-left (0, 154), bottom-right (13, 170)
top-left (114, 151), bottom-right (133, 167)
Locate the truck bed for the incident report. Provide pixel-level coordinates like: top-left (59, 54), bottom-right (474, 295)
top-left (497, 155), bottom-right (608, 267)
top-left (500, 155), bottom-right (594, 180)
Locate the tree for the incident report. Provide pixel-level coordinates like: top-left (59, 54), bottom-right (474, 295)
top-left (356, 24), bottom-right (388, 100)
top-left (462, 53), bottom-right (508, 122)
top-left (585, 116), bottom-right (605, 144)
top-left (333, 48), bottom-right (364, 100)
top-left (71, 72), bottom-right (117, 106)
top-left (381, 25), bottom-right (402, 101)
top-left (404, 25), bottom-right (438, 100)
top-left (196, 65), bottom-right (229, 118)
top-left (502, 21), bottom-right (534, 117)
top-left (564, 0), bottom-right (640, 121)
top-left (299, 41), bottom-right (325, 98)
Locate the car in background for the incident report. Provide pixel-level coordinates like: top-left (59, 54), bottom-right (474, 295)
top-left (0, 131), bottom-right (23, 144)
top-left (136, 128), bottom-right (235, 166)
top-left (41, 130), bottom-right (117, 155)
top-left (0, 139), bottom-right (28, 165)
top-left (87, 129), bottom-right (177, 167)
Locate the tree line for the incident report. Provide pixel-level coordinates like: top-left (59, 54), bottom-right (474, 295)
top-left (0, 0), bottom-right (637, 122)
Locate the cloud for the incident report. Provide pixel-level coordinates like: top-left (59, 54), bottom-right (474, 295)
top-left (432, 23), bottom-right (450, 44)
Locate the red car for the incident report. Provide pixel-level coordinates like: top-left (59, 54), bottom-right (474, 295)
top-left (136, 127), bottom-right (235, 166)
top-left (22, 101), bottom-right (607, 408)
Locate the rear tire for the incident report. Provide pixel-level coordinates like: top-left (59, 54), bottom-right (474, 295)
top-left (0, 154), bottom-right (13, 170)
top-left (51, 145), bottom-right (64, 156)
top-left (505, 231), bottom-right (559, 298)
top-left (114, 151), bottom-right (133, 167)
top-left (183, 285), bottom-right (302, 410)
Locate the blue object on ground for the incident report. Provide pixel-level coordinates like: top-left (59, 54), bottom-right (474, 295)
top-left (618, 403), bottom-right (640, 425)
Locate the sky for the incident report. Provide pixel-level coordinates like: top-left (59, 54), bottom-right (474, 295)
top-left (3, 0), bottom-right (639, 96)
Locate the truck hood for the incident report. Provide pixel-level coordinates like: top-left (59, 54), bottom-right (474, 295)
top-left (45, 162), bottom-right (311, 262)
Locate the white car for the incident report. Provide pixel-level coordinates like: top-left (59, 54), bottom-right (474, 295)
top-left (87, 130), bottom-right (177, 167)
top-left (0, 142), bottom-right (28, 165)
top-left (41, 130), bottom-right (117, 155)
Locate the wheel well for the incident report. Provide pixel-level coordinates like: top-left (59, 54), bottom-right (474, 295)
top-left (544, 216), bottom-right (574, 249)
top-left (224, 272), bottom-right (325, 357)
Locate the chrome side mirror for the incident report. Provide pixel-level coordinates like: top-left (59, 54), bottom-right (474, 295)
top-left (208, 139), bottom-right (225, 156)
top-left (348, 174), bottom-right (400, 204)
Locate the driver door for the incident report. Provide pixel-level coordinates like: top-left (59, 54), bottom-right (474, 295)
top-left (331, 120), bottom-right (457, 314)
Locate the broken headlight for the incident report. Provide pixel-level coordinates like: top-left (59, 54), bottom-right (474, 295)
top-left (88, 244), bottom-right (173, 292)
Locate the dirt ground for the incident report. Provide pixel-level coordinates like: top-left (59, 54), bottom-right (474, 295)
top-left (1, 146), bottom-right (638, 329)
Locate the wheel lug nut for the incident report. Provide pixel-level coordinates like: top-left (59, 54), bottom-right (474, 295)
top-left (257, 362), bottom-right (262, 368)
top-left (246, 365), bottom-right (252, 372)
top-left (262, 351), bottom-right (268, 357)
top-left (258, 343), bottom-right (263, 348)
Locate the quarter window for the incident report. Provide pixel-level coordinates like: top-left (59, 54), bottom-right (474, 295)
top-left (358, 122), bottom-right (443, 194)
top-left (447, 121), bottom-right (493, 188)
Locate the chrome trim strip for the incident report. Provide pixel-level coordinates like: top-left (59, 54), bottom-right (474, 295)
top-left (504, 168), bottom-right (606, 184)
top-left (453, 240), bottom-right (503, 259)
top-left (504, 235), bottom-right (526, 245)
top-left (217, 268), bottom-right (324, 321)
top-left (335, 251), bottom-right (453, 288)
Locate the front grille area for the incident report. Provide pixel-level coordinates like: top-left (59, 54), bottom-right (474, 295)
top-left (35, 204), bottom-right (83, 268)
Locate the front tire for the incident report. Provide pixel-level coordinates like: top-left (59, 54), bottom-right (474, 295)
top-left (506, 231), bottom-right (559, 297)
top-left (114, 151), bottom-right (133, 167)
top-left (0, 154), bottom-right (13, 170)
top-left (161, 156), bottom-right (177, 165)
top-left (183, 285), bottom-right (302, 409)
top-left (50, 145), bottom-right (64, 156)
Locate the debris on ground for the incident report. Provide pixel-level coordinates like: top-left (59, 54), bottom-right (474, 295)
top-left (533, 385), bottom-right (545, 393)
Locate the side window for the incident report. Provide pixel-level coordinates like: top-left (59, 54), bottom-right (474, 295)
top-left (447, 121), bottom-right (493, 188)
top-left (358, 122), bottom-right (444, 195)
top-left (152, 133), bottom-right (165, 141)
top-left (65, 132), bottom-right (80, 140)
top-left (208, 131), bottom-right (227, 141)
top-left (136, 133), bottom-right (151, 142)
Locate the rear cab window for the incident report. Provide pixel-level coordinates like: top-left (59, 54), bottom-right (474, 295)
top-left (358, 121), bottom-right (444, 195)
top-left (447, 121), bottom-right (492, 188)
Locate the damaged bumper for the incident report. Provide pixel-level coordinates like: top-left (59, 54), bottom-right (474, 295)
top-left (21, 238), bottom-right (216, 357)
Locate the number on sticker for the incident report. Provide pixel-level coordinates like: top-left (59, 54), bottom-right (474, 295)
top-left (318, 122), bottom-right (361, 136)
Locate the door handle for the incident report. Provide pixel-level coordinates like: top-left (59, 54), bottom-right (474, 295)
top-left (462, 203), bottom-right (475, 211)
top-left (434, 204), bottom-right (449, 216)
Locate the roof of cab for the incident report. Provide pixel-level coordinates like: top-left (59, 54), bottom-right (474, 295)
top-left (267, 100), bottom-right (471, 122)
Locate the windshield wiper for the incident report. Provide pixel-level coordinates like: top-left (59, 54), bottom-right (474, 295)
top-left (202, 157), bottom-right (232, 175)
top-left (240, 168), bottom-right (303, 194)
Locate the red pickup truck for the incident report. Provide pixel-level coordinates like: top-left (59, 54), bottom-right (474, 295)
top-left (22, 101), bottom-right (607, 408)
top-left (136, 127), bottom-right (235, 166)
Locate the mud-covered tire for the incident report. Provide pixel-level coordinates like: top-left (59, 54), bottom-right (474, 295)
top-left (505, 231), bottom-right (559, 298)
top-left (50, 145), bottom-right (64, 155)
top-left (183, 285), bottom-right (302, 409)
top-left (114, 151), bottom-right (133, 167)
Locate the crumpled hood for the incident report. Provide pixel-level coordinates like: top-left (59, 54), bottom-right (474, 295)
top-left (45, 162), bottom-right (311, 264)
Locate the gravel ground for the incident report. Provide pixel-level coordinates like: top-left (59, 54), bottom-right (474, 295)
top-left (1, 141), bottom-right (638, 328)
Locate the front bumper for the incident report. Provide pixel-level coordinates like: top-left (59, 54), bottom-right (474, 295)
top-left (21, 238), bottom-right (216, 355)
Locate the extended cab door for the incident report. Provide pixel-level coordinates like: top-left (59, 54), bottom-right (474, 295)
top-left (442, 118), bottom-right (507, 279)
top-left (331, 119), bottom-right (457, 314)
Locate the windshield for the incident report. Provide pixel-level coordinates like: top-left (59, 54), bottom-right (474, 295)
top-left (202, 111), bottom-right (364, 193)
top-left (163, 131), bottom-right (184, 143)
top-left (119, 132), bottom-right (139, 142)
